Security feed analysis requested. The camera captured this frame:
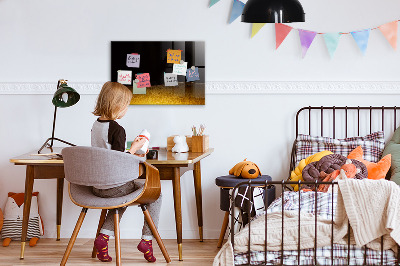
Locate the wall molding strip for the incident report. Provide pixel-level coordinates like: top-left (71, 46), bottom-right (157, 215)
top-left (0, 81), bottom-right (399, 95)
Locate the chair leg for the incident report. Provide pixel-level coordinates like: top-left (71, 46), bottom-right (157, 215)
top-left (60, 208), bottom-right (88, 266)
top-left (217, 211), bottom-right (230, 248)
top-left (141, 205), bottom-right (171, 263)
top-left (114, 209), bottom-right (121, 266)
top-left (91, 209), bottom-right (108, 258)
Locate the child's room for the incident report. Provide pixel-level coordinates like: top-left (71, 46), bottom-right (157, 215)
top-left (2, 0), bottom-right (400, 265)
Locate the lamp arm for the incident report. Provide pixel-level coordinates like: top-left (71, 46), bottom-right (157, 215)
top-left (50, 79), bottom-right (61, 148)
top-left (50, 105), bottom-right (57, 148)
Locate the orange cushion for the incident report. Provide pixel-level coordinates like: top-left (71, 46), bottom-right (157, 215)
top-left (347, 146), bottom-right (391, 180)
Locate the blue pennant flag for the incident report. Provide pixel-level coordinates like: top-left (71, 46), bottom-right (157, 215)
top-left (323, 33), bottom-right (341, 58)
top-left (229, 0), bottom-right (245, 24)
top-left (351, 29), bottom-right (371, 55)
top-left (209, 0), bottom-right (221, 7)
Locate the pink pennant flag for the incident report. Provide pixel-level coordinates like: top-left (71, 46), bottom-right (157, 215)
top-left (378, 21), bottom-right (398, 50)
top-left (275, 23), bottom-right (293, 49)
top-left (298, 29), bottom-right (318, 58)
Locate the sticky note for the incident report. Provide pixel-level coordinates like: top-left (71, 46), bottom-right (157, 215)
top-left (167, 49), bottom-right (182, 64)
top-left (164, 73), bottom-right (178, 86)
top-left (136, 73), bottom-right (151, 88)
top-left (186, 67), bottom-right (200, 82)
top-left (117, 70), bottom-right (132, 85)
top-left (173, 62), bottom-right (188, 76)
top-left (132, 82), bottom-right (146, 94)
top-left (126, 53), bottom-right (140, 68)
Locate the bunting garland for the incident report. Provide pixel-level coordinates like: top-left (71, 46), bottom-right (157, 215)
top-left (229, 0), bottom-right (245, 24)
top-left (275, 23), bottom-right (292, 49)
top-left (379, 21), bottom-right (398, 50)
top-left (251, 23), bottom-right (266, 38)
top-left (209, 0), bottom-right (220, 8)
top-left (298, 30), bottom-right (317, 58)
top-left (323, 33), bottom-right (341, 58)
top-left (351, 29), bottom-right (370, 55)
top-left (208, 1), bottom-right (399, 58)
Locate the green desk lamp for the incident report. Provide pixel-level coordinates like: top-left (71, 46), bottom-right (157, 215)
top-left (38, 79), bottom-right (80, 154)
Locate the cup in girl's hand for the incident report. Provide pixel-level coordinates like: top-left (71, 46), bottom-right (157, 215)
top-left (135, 129), bottom-right (150, 154)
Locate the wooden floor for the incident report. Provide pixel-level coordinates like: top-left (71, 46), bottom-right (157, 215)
top-left (0, 239), bottom-right (221, 265)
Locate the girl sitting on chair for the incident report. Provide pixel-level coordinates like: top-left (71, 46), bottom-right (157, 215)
top-left (91, 81), bottom-right (162, 263)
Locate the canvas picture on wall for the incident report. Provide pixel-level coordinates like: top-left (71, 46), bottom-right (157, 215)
top-left (111, 41), bottom-right (205, 105)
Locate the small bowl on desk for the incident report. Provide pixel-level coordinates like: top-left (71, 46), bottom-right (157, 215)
top-left (146, 150), bottom-right (158, 160)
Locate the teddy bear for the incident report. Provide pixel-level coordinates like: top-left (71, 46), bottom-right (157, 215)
top-left (172, 135), bottom-right (189, 153)
top-left (229, 159), bottom-right (261, 179)
top-left (1, 192), bottom-right (44, 247)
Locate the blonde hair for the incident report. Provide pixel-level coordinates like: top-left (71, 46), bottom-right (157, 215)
top-left (93, 82), bottom-right (133, 120)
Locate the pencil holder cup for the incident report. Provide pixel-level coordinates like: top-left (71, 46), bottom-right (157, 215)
top-left (191, 135), bottom-right (209, 153)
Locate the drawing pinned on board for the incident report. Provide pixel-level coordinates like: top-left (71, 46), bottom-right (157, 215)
top-left (167, 49), bottom-right (182, 64)
top-left (186, 67), bottom-right (200, 82)
top-left (126, 53), bottom-right (140, 68)
top-left (117, 70), bottom-right (132, 85)
top-left (173, 62), bottom-right (188, 76)
top-left (164, 73), bottom-right (178, 86)
top-left (136, 73), bottom-right (151, 88)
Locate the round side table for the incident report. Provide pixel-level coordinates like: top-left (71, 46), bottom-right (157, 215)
top-left (215, 175), bottom-right (275, 248)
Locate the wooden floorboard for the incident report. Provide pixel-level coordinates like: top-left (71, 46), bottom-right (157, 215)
top-left (0, 239), bottom-right (221, 265)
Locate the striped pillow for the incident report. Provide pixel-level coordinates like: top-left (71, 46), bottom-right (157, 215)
top-left (294, 131), bottom-right (385, 166)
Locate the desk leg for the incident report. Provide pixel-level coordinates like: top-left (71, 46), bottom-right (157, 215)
top-left (172, 167), bottom-right (183, 261)
top-left (193, 161), bottom-right (203, 242)
top-left (20, 165), bottom-right (35, 259)
top-left (56, 178), bottom-right (64, 241)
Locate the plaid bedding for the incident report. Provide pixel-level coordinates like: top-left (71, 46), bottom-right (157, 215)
top-left (294, 131), bottom-right (385, 166)
top-left (234, 191), bottom-right (397, 265)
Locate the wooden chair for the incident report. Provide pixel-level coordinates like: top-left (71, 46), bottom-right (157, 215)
top-left (60, 146), bottom-right (171, 265)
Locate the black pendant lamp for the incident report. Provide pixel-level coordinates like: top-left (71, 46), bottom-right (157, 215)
top-left (241, 0), bottom-right (305, 23)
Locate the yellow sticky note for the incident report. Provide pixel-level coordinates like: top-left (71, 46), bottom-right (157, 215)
top-left (167, 49), bottom-right (182, 64)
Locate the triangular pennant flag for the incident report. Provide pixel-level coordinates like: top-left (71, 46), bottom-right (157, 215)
top-left (351, 29), bottom-right (370, 55)
top-left (209, 0), bottom-right (220, 7)
top-left (378, 21), bottom-right (398, 50)
top-left (298, 29), bottom-right (317, 58)
top-left (251, 23), bottom-right (266, 38)
top-left (323, 33), bottom-right (341, 58)
top-left (275, 23), bottom-right (293, 49)
top-left (229, 0), bottom-right (245, 24)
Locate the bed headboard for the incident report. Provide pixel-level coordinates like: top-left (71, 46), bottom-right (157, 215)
top-left (290, 106), bottom-right (400, 179)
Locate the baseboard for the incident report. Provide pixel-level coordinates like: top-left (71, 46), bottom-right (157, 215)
top-left (1, 81), bottom-right (399, 95)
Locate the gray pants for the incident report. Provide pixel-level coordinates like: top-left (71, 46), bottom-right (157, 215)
top-left (92, 180), bottom-right (162, 240)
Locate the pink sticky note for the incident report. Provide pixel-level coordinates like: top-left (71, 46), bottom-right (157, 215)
top-left (136, 73), bottom-right (151, 88)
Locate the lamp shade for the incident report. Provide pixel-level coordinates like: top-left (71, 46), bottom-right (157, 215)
top-left (241, 0), bottom-right (305, 23)
top-left (52, 84), bottom-right (80, 108)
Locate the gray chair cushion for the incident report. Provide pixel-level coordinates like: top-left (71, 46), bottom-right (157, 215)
top-left (69, 180), bottom-right (145, 208)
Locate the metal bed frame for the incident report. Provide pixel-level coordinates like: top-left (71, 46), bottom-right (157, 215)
top-left (230, 106), bottom-right (400, 266)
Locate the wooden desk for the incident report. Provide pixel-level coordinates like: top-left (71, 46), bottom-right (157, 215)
top-left (10, 147), bottom-right (213, 261)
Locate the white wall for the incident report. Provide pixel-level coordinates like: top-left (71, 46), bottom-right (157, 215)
top-left (1, 0), bottom-right (400, 240)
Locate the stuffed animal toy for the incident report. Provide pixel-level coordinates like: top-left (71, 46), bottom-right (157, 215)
top-left (348, 146), bottom-right (391, 180)
top-left (229, 159), bottom-right (261, 179)
top-left (172, 135), bottom-right (189, 153)
top-left (1, 192), bottom-right (44, 247)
